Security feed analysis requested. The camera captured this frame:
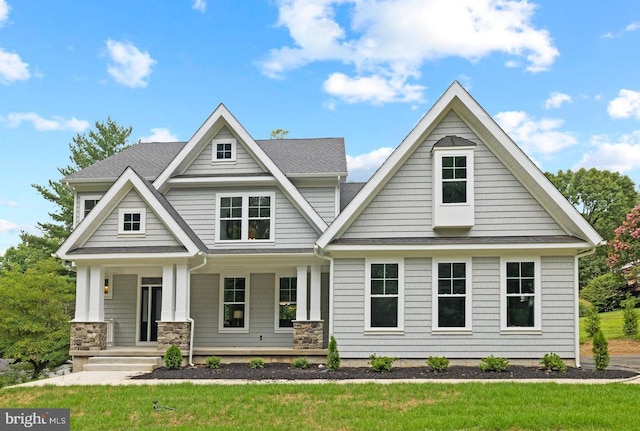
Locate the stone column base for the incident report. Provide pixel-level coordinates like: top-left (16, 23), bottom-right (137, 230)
top-left (157, 321), bottom-right (191, 351)
top-left (70, 322), bottom-right (107, 351)
top-left (293, 320), bottom-right (324, 349)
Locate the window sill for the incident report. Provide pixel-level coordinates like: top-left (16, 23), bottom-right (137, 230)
top-left (431, 328), bottom-right (472, 335)
top-left (218, 328), bottom-right (249, 334)
top-left (215, 240), bottom-right (275, 245)
top-left (364, 329), bottom-right (405, 335)
top-left (117, 233), bottom-right (146, 238)
top-left (211, 160), bottom-right (236, 165)
top-left (500, 328), bottom-right (542, 335)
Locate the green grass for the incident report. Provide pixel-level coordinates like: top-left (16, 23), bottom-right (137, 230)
top-left (2, 383), bottom-right (640, 430)
top-left (580, 309), bottom-right (640, 343)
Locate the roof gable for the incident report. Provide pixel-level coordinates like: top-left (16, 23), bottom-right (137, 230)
top-left (317, 81), bottom-right (603, 249)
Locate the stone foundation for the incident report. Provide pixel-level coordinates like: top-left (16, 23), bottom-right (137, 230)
top-left (292, 320), bottom-right (324, 349)
top-left (157, 321), bottom-right (191, 351)
top-left (70, 322), bottom-right (107, 351)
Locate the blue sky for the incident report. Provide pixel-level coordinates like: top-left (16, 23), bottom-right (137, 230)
top-left (1, 0), bottom-right (640, 253)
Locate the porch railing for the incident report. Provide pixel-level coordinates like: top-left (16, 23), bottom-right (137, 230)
top-left (106, 319), bottom-right (114, 347)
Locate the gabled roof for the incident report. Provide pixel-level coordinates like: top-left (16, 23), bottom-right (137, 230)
top-left (152, 104), bottom-right (328, 233)
top-left (56, 167), bottom-right (206, 260)
top-left (256, 138), bottom-right (347, 177)
top-left (317, 81), bottom-right (604, 249)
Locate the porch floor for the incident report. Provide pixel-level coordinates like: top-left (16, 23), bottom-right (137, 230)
top-left (71, 346), bottom-right (328, 358)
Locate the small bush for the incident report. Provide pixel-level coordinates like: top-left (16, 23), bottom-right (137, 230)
top-left (291, 357), bottom-right (310, 369)
top-left (426, 356), bottom-right (450, 373)
top-left (369, 354), bottom-right (397, 372)
top-left (539, 353), bottom-right (567, 373)
top-left (479, 355), bottom-right (509, 372)
top-left (326, 335), bottom-right (341, 371)
top-left (205, 356), bottom-right (221, 369)
top-left (249, 358), bottom-right (265, 369)
top-left (163, 345), bottom-right (183, 370)
top-left (592, 329), bottom-right (610, 371)
top-left (578, 298), bottom-right (593, 317)
top-left (580, 273), bottom-right (627, 312)
top-left (584, 305), bottom-right (601, 338)
top-left (622, 294), bottom-right (638, 337)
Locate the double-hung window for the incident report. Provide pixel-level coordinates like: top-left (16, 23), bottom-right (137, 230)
top-left (276, 276), bottom-right (297, 329)
top-left (118, 208), bottom-right (146, 235)
top-left (442, 156), bottom-right (467, 203)
top-left (220, 276), bottom-right (248, 331)
top-left (501, 258), bottom-right (541, 332)
top-left (216, 192), bottom-right (275, 242)
top-left (365, 259), bottom-right (404, 331)
top-left (433, 259), bottom-right (471, 331)
top-left (211, 138), bottom-right (236, 162)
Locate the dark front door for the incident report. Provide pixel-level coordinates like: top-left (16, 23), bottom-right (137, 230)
top-left (140, 277), bottom-right (162, 342)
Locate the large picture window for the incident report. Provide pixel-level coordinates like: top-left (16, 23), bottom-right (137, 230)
top-left (216, 193), bottom-right (274, 242)
top-left (365, 259), bottom-right (404, 331)
top-left (501, 258), bottom-right (541, 332)
top-left (433, 260), bottom-right (471, 330)
top-left (221, 277), bottom-right (247, 330)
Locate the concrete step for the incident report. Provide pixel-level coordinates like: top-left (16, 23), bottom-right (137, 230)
top-left (83, 356), bottom-right (162, 372)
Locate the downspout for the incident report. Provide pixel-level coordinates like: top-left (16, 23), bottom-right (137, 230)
top-left (574, 245), bottom-right (600, 368)
top-left (187, 252), bottom-right (207, 366)
top-left (314, 244), bottom-right (334, 338)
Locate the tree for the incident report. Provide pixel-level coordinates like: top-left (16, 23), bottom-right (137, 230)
top-left (0, 232), bottom-right (63, 274)
top-left (580, 273), bottom-right (627, 312)
top-left (32, 117), bottom-right (132, 244)
top-left (270, 128), bottom-right (289, 139)
top-left (546, 168), bottom-right (639, 287)
top-left (608, 203), bottom-right (640, 272)
top-left (0, 259), bottom-right (75, 378)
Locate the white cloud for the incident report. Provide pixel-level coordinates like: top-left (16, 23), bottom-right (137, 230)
top-left (106, 39), bottom-right (156, 88)
top-left (0, 219), bottom-right (19, 234)
top-left (0, 47), bottom-right (30, 84)
top-left (260, 0), bottom-right (558, 105)
top-left (0, 198), bottom-right (17, 207)
top-left (575, 132), bottom-right (640, 173)
top-left (346, 146), bottom-right (393, 180)
top-left (608, 89), bottom-right (640, 120)
top-left (139, 128), bottom-right (179, 143)
top-left (193, 0), bottom-right (206, 12)
top-left (1, 112), bottom-right (89, 132)
top-left (0, 0), bottom-right (9, 27)
top-left (323, 72), bottom-right (425, 105)
top-left (495, 111), bottom-right (576, 155)
top-left (545, 92), bottom-right (572, 109)
top-left (625, 22), bottom-right (640, 32)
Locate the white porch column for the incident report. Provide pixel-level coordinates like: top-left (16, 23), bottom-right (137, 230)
top-left (87, 266), bottom-right (105, 321)
top-left (174, 264), bottom-right (190, 321)
top-left (296, 265), bottom-right (308, 320)
top-left (73, 265), bottom-right (90, 321)
top-left (309, 265), bottom-right (322, 321)
top-left (161, 265), bottom-right (176, 321)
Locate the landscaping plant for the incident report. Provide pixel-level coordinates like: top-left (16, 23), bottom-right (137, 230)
top-left (592, 329), bottom-right (610, 371)
top-left (249, 358), bottom-right (265, 369)
top-left (426, 356), bottom-right (450, 373)
top-left (205, 355), bottom-right (222, 369)
top-left (369, 354), bottom-right (397, 372)
top-left (326, 335), bottom-right (341, 371)
top-left (163, 345), bottom-right (183, 370)
top-left (539, 353), bottom-right (567, 373)
top-left (291, 357), bottom-right (310, 369)
top-left (584, 304), bottom-right (602, 337)
top-left (479, 355), bottom-right (509, 372)
top-left (622, 293), bottom-right (638, 337)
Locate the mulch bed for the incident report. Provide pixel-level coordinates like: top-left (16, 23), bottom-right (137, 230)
top-left (132, 363), bottom-right (638, 381)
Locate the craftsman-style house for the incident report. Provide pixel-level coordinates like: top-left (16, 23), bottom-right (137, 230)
top-left (57, 82), bottom-right (602, 371)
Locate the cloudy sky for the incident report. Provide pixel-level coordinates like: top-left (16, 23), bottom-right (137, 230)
top-left (1, 0), bottom-right (640, 253)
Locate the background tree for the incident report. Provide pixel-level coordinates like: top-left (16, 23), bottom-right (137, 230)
top-left (0, 232), bottom-right (62, 274)
top-left (270, 128), bottom-right (289, 139)
top-left (608, 203), bottom-right (640, 271)
top-left (545, 168), bottom-right (639, 287)
top-left (0, 259), bottom-right (75, 378)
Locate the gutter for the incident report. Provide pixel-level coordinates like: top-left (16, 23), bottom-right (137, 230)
top-left (187, 252), bottom-right (207, 366)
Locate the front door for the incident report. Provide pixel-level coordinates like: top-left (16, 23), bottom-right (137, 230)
top-left (140, 277), bottom-right (162, 342)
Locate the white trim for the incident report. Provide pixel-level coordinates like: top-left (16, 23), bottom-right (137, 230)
top-left (324, 241), bottom-right (591, 253)
top-left (274, 270), bottom-right (297, 333)
top-left (364, 258), bottom-right (405, 333)
top-left (500, 256), bottom-right (542, 333)
top-left (211, 138), bottom-right (236, 163)
top-left (118, 207), bottom-right (146, 236)
top-left (432, 258), bottom-right (472, 332)
top-left (218, 273), bottom-right (250, 334)
top-left (79, 193), bottom-right (102, 225)
top-left (215, 192), bottom-right (276, 243)
top-left (166, 176), bottom-right (277, 187)
top-left (432, 148), bottom-right (475, 228)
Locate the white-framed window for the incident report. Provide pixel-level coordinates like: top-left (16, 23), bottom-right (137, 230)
top-left (219, 275), bottom-right (249, 332)
top-left (216, 192), bottom-right (275, 242)
top-left (432, 258), bottom-right (472, 332)
top-left (275, 275), bottom-right (297, 331)
top-left (365, 259), bottom-right (404, 332)
top-left (211, 138), bottom-right (236, 162)
top-left (500, 257), bottom-right (541, 332)
top-left (442, 156), bottom-right (468, 203)
top-left (118, 208), bottom-right (146, 235)
top-left (432, 145), bottom-right (475, 228)
top-left (80, 194), bottom-right (102, 220)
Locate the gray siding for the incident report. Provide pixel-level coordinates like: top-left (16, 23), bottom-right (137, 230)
top-left (331, 255), bottom-right (576, 359)
top-left (341, 111), bottom-right (566, 239)
top-left (298, 186), bottom-right (337, 223)
top-left (83, 190), bottom-right (181, 248)
top-left (182, 127), bottom-right (266, 176)
top-left (104, 274), bottom-right (138, 346)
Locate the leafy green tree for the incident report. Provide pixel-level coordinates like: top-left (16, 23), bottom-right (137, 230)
top-left (0, 232), bottom-right (64, 275)
top-left (32, 117), bottom-right (132, 244)
top-left (580, 273), bottom-right (627, 312)
top-left (0, 259), bottom-right (75, 378)
top-left (621, 294), bottom-right (638, 337)
top-left (608, 203), bottom-right (640, 271)
top-left (270, 128), bottom-right (289, 139)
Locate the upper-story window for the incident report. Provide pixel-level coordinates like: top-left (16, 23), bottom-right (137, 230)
top-left (216, 192), bottom-right (275, 242)
top-left (442, 156), bottom-right (467, 203)
top-left (118, 208), bottom-right (146, 235)
top-left (78, 194), bottom-right (102, 224)
top-left (212, 138), bottom-right (236, 162)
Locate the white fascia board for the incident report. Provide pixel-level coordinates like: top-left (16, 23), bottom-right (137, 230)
top-left (66, 252), bottom-right (195, 261)
top-left (166, 176), bottom-right (277, 187)
top-left (323, 241), bottom-right (592, 253)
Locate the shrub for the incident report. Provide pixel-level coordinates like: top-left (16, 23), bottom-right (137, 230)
top-left (426, 356), bottom-right (450, 373)
top-left (326, 335), bottom-right (340, 371)
top-left (578, 298), bottom-right (593, 317)
top-left (369, 354), bottom-right (397, 372)
top-left (592, 329), bottom-right (609, 371)
top-left (584, 305), bottom-right (601, 338)
top-left (249, 358), bottom-right (265, 369)
top-left (580, 273), bottom-right (627, 312)
top-left (622, 293), bottom-right (639, 337)
top-left (291, 357), bottom-right (310, 369)
top-left (479, 355), bottom-right (509, 372)
top-left (539, 353), bottom-right (567, 373)
top-left (163, 345), bottom-right (183, 370)
top-left (205, 356), bottom-right (222, 369)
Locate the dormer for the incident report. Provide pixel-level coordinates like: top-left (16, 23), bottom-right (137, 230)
top-left (431, 135), bottom-right (476, 229)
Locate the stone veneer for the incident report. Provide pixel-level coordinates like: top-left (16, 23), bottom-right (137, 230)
top-left (70, 322), bottom-right (107, 351)
top-left (157, 321), bottom-right (191, 351)
top-left (293, 320), bottom-right (324, 349)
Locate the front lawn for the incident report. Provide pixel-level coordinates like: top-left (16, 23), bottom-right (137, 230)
top-left (2, 383), bottom-right (640, 430)
top-left (580, 309), bottom-right (640, 343)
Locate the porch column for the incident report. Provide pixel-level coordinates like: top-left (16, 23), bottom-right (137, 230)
top-left (309, 265), bottom-right (321, 321)
top-left (161, 265), bottom-right (176, 321)
top-left (296, 265), bottom-right (308, 320)
top-left (73, 265), bottom-right (90, 321)
top-left (87, 266), bottom-right (104, 322)
top-left (174, 264), bottom-right (190, 321)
